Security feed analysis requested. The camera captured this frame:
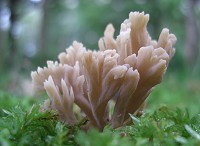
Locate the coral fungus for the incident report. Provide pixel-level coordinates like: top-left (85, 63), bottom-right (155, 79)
top-left (31, 12), bottom-right (176, 130)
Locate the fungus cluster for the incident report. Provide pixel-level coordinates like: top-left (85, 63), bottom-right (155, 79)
top-left (31, 12), bottom-right (176, 130)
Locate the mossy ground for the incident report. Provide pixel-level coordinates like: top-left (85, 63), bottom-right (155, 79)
top-left (0, 77), bottom-right (200, 146)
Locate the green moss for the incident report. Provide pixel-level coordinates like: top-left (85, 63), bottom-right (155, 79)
top-left (1, 104), bottom-right (200, 146)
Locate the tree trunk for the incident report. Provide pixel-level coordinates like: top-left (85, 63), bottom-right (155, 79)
top-left (39, 0), bottom-right (50, 55)
top-left (185, 0), bottom-right (199, 68)
top-left (0, 29), bottom-right (4, 72)
top-left (8, 0), bottom-right (20, 68)
top-left (0, 1), bottom-right (4, 72)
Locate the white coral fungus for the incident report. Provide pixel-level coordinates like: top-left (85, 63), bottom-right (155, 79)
top-left (31, 12), bottom-right (176, 130)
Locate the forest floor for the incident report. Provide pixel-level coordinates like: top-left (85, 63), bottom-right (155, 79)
top-left (0, 75), bottom-right (200, 146)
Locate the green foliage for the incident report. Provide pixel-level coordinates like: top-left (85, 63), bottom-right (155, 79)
top-left (0, 78), bottom-right (199, 146)
top-left (0, 91), bottom-right (36, 117)
top-left (0, 104), bottom-right (84, 146)
top-left (147, 77), bottom-right (200, 116)
top-left (76, 106), bottom-right (200, 146)
top-left (0, 103), bottom-right (200, 146)
top-left (128, 107), bottom-right (190, 145)
top-left (0, 105), bottom-right (58, 145)
top-left (116, 107), bottom-right (200, 146)
top-left (76, 128), bottom-right (134, 146)
top-left (45, 121), bottom-right (80, 146)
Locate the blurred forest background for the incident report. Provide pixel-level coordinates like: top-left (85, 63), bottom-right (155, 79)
top-left (0, 0), bottom-right (200, 114)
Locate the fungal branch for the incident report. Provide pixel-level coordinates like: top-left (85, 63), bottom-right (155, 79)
top-left (31, 12), bottom-right (176, 131)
